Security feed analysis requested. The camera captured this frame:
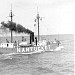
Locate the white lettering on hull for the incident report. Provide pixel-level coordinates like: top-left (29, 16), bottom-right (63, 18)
top-left (26, 47), bottom-right (29, 52)
top-left (30, 47), bottom-right (33, 51)
top-left (17, 46), bottom-right (51, 53)
top-left (17, 48), bottom-right (21, 52)
top-left (22, 48), bottom-right (25, 52)
top-left (34, 47), bottom-right (38, 51)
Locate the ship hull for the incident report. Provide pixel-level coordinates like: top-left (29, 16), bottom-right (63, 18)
top-left (0, 48), bottom-right (17, 54)
top-left (0, 43), bottom-right (63, 54)
top-left (0, 46), bottom-right (45, 54)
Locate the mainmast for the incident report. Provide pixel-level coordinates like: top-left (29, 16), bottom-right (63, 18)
top-left (35, 7), bottom-right (42, 42)
top-left (37, 12), bottom-right (40, 42)
top-left (9, 4), bottom-right (14, 43)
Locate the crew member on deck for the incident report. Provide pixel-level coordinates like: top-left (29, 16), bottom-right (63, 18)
top-left (14, 41), bottom-right (17, 46)
top-left (22, 36), bottom-right (24, 42)
top-left (54, 38), bottom-right (60, 46)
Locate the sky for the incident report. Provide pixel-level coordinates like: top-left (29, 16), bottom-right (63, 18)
top-left (0, 0), bottom-right (75, 35)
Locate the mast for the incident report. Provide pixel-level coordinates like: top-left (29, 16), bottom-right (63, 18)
top-left (34, 7), bottom-right (43, 42)
top-left (9, 4), bottom-right (14, 43)
top-left (37, 12), bottom-right (40, 42)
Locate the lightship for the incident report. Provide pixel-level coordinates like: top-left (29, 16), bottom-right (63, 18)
top-left (0, 6), bottom-right (64, 54)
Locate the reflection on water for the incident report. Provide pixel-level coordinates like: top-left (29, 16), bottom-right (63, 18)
top-left (0, 34), bottom-right (74, 75)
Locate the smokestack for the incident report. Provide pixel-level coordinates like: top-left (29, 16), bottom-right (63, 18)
top-left (30, 32), bottom-right (34, 44)
top-left (35, 37), bottom-right (37, 46)
top-left (30, 34), bottom-right (32, 44)
top-left (32, 32), bottom-right (34, 42)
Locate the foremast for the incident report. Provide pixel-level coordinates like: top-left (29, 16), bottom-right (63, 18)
top-left (9, 4), bottom-right (14, 43)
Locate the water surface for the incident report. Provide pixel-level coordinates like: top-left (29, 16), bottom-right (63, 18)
top-left (0, 34), bottom-right (74, 75)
